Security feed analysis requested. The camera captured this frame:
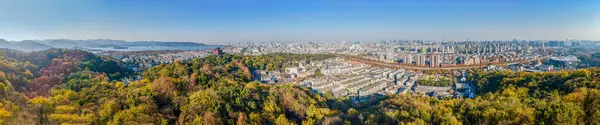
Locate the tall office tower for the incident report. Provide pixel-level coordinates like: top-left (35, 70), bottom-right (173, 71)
top-left (496, 45), bottom-right (500, 53)
top-left (474, 56), bottom-right (481, 65)
top-left (405, 55), bottom-right (413, 64)
top-left (541, 41), bottom-right (545, 53)
top-left (435, 54), bottom-right (441, 67)
top-left (416, 55), bottom-right (422, 66)
top-left (430, 54), bottom-right (440, 67)
top-left (495, 44), bottom-right (500, 53)
top-left (466, 44), bottom-right (471, 54)
top-left (418, 54), bottom-right (427, 66)
top-left (430, 55), bottom-right (435, 67)
top-left (483, 47), bottom-right (487, 54)
top-left (443, 46), bottom-right (448, 53)
top-left (481, 46), bottom-right (485, 54)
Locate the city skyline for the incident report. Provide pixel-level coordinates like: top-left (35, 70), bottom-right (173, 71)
top-left (0, 0), bottom-right (599, 43)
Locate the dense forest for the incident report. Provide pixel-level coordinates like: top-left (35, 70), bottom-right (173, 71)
top-left (358, 69), bottom-right (600, 124)
top-left (1, 50), bottom-right (600, 124)
top-left (0, 49), bottom-right (132, 96)
top-left (0, 49), bottom-right (132, 124)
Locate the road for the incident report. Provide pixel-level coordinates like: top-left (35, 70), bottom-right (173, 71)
top-left (337, 54), bottom-right (547, 71)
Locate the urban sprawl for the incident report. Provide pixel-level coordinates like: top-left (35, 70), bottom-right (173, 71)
top-left (103, 40), bottom-right (590, 102)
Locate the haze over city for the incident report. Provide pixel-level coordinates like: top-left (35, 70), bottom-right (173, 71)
top-left (1, 0), bottom-right (599, 43)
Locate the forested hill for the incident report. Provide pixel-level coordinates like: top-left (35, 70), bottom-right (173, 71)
top-left (0, 51), bottom-right (599, 124)
top-left (0, 48), bottom-right (132, 97)
top-left (360, 68), bottom-right (600, 124)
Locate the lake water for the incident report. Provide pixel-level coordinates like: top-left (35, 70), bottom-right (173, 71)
top-left (86, 45), bottom-right (223, 52)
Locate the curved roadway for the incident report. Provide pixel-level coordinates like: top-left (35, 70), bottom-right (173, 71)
top-left (337, 54), bottom-right (548, 71)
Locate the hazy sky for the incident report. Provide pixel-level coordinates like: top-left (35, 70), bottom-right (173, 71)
top-left (0, 0), bottom-right (599, 43)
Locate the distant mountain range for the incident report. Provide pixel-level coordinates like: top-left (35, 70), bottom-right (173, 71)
top-left (0, 39), bottom-right (53, 52)
top-left (0, 39), bottom-right (208, 52)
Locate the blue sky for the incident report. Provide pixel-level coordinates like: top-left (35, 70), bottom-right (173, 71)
top-left (0, 0), bottom-right (599, 43)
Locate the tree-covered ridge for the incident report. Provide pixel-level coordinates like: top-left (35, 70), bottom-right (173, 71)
top-left (21, 77), bottom-right (342, 124)
top-left (0, 52), bottom-right (36, 92)
top-left (351, 68), bottom-right (600, 124)
top-left (0, 48), bottom-right (132, 97)
top-left (2, 48), bottom-right (132, 79)
top-left (143, 53), bottom-right (334, 82)
top-left (469, 68), bottom-right (600, 97)
top-left (0, 53), bottom-right (341, 124)
top-left (0, 49), bottom-right (133, 124)
top-left (358, 87), bottom-right (600, 124)
top-left (135, 53), bottom-right (340, 124)
top-left (200, 53), bottom-right (335, 71)
top-left (0, 52), bottom-right (339, 124)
